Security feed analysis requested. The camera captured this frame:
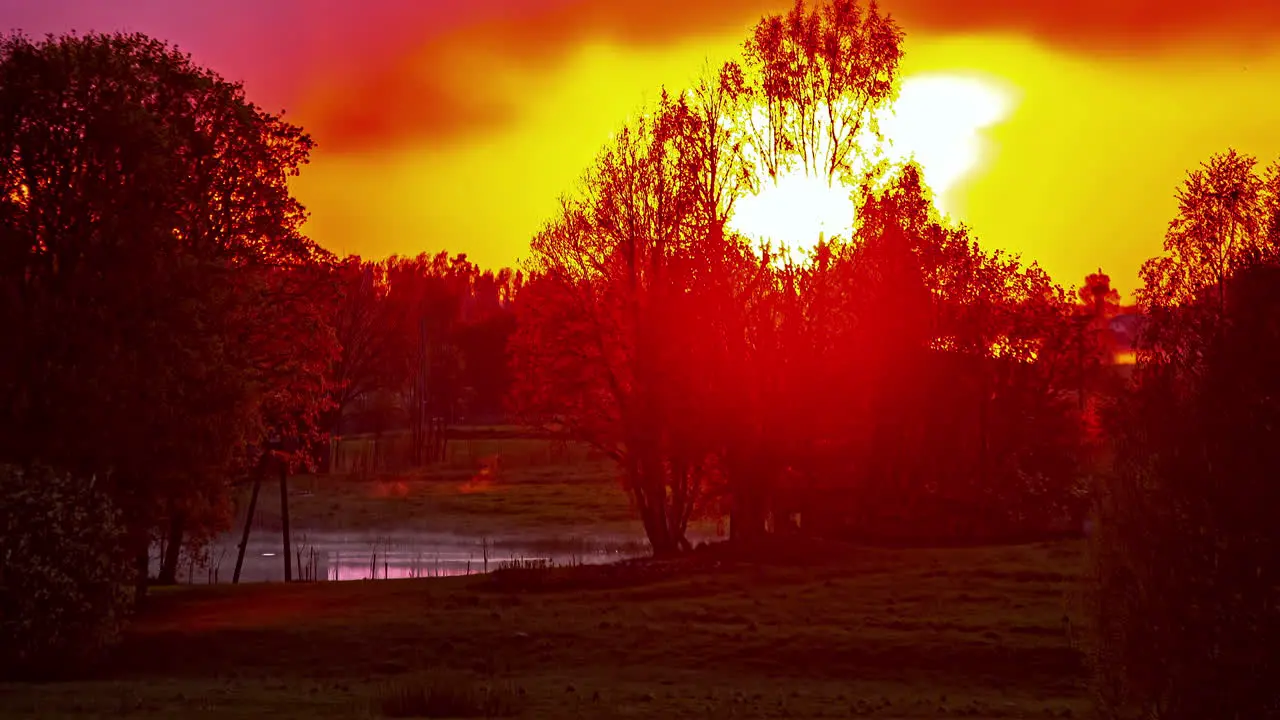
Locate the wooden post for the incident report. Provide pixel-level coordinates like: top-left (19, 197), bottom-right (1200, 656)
top-left (232, 470), bottom-right (263, 584)
top-left (280, 458), bottom-right (292, 582)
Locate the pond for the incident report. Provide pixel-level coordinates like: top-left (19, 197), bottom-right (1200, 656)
top-left (161, 529), bottom-right (654, 584)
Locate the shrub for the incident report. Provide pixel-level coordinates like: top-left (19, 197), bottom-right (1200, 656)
top-left (0, 465), bottom-right (132, 678)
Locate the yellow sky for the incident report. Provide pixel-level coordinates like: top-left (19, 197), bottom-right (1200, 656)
top-left (290, 26), bottom-right (1280, 299)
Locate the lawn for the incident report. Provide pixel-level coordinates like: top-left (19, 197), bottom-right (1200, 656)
top-left (248, 433), bottom-right (635, 535)
top-left (245, 432), bottom-right (720, 542)
top-left (0, 539), bottom-right (1091, 719)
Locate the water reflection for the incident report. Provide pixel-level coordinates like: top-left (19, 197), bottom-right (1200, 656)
top-left (161, 530), bottom-right (650, 584)
top-left (324, 549), bottom-right (539, 581)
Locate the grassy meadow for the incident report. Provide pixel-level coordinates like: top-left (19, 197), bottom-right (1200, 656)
top-left (0, 429), bottom-right (1092, 719)
top-left (0, 540), bottom-right (1089, 719)
top-left (243, 431), bottom-right (663, 540)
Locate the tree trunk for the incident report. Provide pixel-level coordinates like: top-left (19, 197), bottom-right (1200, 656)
top-left (729, 461), bottom-right (769, 546)
top-left (637, 487), bottom-right (676, 556)
top-left (133, 545), bottom-right (150, 609)
top-left (732, 494), bottom-right (768, 545)
top-left (156, 512), bottom-right (186, 585)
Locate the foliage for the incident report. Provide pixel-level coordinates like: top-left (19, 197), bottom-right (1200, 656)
top-left (790, 164), bottom-right (1087, 542)
top-left (1137, 149), bottom-right (1280, 369)
top-left (0, 31), bottom-right (337, 581)
top-left (512, 0), bottom-right (1087, 551)
top-left (511, 0), bottom-right (911, 553)
top-left (740, 0), bottom-right (904, 183)
top-left (321, 252), bottom-right (521, 473)
top-left (510, 90), bottom-right (726, 555)
top-left (1091, 151), bottom-right (1280, 719)
top-left (0, 465), bottom-right (132, 678)
top-left (327, 258), bottom-right (397, 433)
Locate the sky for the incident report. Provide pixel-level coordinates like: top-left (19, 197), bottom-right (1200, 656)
top-left (5, 0), bottom-right (1280, 297)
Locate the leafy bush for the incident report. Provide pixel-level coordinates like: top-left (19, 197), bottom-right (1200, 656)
top-left (0, 465), bottom-right (132, 678)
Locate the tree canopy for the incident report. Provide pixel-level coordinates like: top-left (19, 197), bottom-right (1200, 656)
top-left (0, 31), bottom-right (336, 584)
top-left (509, 0), bottom-right (1089, 552)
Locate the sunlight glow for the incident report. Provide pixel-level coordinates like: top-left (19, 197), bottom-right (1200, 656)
top-left (881, 74), bottom-right (1015, 215)
top-left (729, 172), bottom-right (854, 256)
top-left (728, 73), bottom-right (1015, 258)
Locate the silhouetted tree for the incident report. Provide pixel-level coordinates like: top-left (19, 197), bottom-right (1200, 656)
top-left (382, 252), bottom-right (473, 463)
top-left (1092, 150), bottom-right (1280, 718)
top-left (1080, 269), bottom-right (1121, 319)
top-left (513, 1), bottom-right (1083, 552)
top-left (793, 164), bottom-right (1085, 542)
top-left (740, 0), bottom-right (904, 184)
top-left (510, 92), bottom-right (725, 555)
top-left (0, 31), bottom-right (335, 595)
top-left (1138, 149), bottom-right (1280, 367)
top-left (325, 258), bottom-right (394, 442)
top-left (1096, 263), bottom-right (1280, 719)
top-left (455, 272), bottom-right (518, 420)
top-left (700, 0), bottom-right (907, 542)
top-left (318, 251), bottom-right (521, 464)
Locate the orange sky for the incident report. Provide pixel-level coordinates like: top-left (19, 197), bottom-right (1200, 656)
top-left (10, 0), bottom-right (1280, 297)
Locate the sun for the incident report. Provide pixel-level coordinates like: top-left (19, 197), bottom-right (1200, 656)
top-left (728, 73), bottom-right (1015, 258)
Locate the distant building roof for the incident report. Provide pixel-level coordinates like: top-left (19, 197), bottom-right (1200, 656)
top-left (1109, 313), bottom-right (1145, 353)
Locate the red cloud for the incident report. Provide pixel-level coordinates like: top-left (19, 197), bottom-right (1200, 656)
top-left (297, 43), bottom-right (513, 155)
top-left (294, 0), bottom-right (783, 154)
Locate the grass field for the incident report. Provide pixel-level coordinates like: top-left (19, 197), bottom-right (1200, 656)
top-left (243, 433), bottom-right (646, 537)
top-left (0, 540), bottom-right (1091, 719)
top-left (2, 431), bottom-right (1093, 718)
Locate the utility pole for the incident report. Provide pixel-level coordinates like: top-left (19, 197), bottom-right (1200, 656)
top-left (233, 449), bottom-right (269, 583)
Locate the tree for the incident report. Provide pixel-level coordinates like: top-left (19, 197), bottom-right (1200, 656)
top-left (326, 258), bottom-right (391, 435)
top-left (695, 0), bottom-right (906, 542)
top-left (382, 252), bottom-right (473, 464)
top-left (1092, 150), bottom-right (1280, 718)
top-left (510, 91), bottom-right (724, 555)
top-left (1095, 263), bottom-right (1280, 719)
top-left (1138, 150), bottom-right (1280, 369)
top-left (740, 0), bottom-right (904, 185)
top-left (1080, 269), bottom-right (1121, 319)
top-left (681, 61), bottom-right (755, 230)
top-left (678, 229), bottom-right (792, 544)
top-left (512, 0), bottom-right (1080, 552)
top-left (1075, 270), bottom-right (1121, 382)
top-left (0, 32), bottom-right (335, 595)
top-left (455, 269), bottom-right (519, 421)
top-left (1063, 269), bottom-right (1125, 475)
top-left (789, 163), bottom-right (1084, 542)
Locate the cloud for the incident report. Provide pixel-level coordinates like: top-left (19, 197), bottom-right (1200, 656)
top-left (292, 0), bottom-right (786, 153)
top-left (13, 0), bottom-right (1263, 151)
top-left (294, 41), bottom-right (513, 155)
top-left (292, 0), bottom-right (1280, 153)
top-left (884, 0), bottom-right (1280, 54)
